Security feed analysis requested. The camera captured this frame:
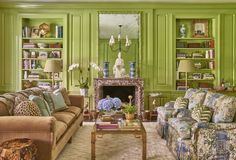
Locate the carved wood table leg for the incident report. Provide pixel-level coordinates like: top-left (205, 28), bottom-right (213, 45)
top-left (91, 130), bottom-right (96, 160)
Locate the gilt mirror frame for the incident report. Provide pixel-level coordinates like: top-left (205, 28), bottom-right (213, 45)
top-left (98, 11), bottom-right (142, 78)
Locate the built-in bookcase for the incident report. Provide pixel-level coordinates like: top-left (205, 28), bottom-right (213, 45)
top-left (175, 18), bottom-right (217, 90)
top-left (19, 14), bottom-right (67, 90)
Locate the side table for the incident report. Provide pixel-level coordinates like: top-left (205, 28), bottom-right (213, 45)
top-left (0, 138), bottom-right (37, 160)
top-left (148, 93), bottom-right (168, 121)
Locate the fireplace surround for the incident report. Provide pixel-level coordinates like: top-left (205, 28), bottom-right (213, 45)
top-left (94, 78), bottom-right (144, 114)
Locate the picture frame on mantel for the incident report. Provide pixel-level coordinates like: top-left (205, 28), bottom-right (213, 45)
top-left (192, 20), bottom-right (208, 38)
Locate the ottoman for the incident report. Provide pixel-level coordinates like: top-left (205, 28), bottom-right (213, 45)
top-left (0, 138), bottom-right (37, 160)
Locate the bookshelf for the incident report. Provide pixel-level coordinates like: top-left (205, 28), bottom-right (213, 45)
top-left (176, 19), bottom-right (216, 90)
top-left (20, 14), bottom-right (66, 90)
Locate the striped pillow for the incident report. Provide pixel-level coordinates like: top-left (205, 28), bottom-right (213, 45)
top-left (174, 97), bottom-right (189, 109)
top-left (191, 105), bottom-right (213, 123)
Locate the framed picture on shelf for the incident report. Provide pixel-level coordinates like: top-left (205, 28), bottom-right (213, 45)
top-left (192, 20), bottom-right (208, 38)
top-left (31, 26), bottom-right (40, 38)
top-left (50, 50), bottom-right (61, 58)
top-left (193, 73), bottom-right (202, 79)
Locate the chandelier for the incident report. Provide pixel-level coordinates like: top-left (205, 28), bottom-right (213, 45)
top-left (108, 25), bottom-right (131, 53)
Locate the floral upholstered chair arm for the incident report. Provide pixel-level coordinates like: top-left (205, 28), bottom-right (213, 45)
top-left (191, 122), bottom-right (236, 159)
top-left (157, 101), bottom-right (176, 121)
top-left (164, 101), bottom-right (175, 108)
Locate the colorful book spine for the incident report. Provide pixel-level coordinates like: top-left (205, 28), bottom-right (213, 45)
top-left (56, 26), bottom-right (63, 38)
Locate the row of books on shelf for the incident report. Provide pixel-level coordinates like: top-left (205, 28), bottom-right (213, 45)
top-left (23, 43), bottom-right (62, 49)
top-left (55, 25), bottom-right (63, 38)
top-left (177, 51), bottom-right (214, 59)
top-left (176, 82), bottom-right (213, 91)
top-left (177, 72), bottom-right (215, 80)
top-left (176, 40), bottom-right (214, 48)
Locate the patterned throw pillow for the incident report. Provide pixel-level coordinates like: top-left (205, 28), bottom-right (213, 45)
top-left (14, 101), bottom-right (41, 116)
top-left (186, 90), bottom-right (206, 110)
top-left (174, 97), bottom-right (189, 109)
top-left (191, 105), bottom-right (213, 123)
top-left (212, 96), bottom-right (236, 123)
top-left (15, 95), bottom-right (28, 107)
top-left (59, 88), bottom-right (71, 106)
top-left (29, 95), bottom-right (51, 116)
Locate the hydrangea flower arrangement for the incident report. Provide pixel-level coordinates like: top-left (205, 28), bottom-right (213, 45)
top-left (97, 97), bottom-right (122, 112)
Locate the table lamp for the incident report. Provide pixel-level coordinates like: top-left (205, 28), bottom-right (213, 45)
top-left (178, 60), bottom-right (195, 90)
top-left (44, 59), bottom-right (62, 87)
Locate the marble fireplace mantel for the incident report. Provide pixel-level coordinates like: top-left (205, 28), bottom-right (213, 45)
top-left (94, 78), bottom-right (144, 114)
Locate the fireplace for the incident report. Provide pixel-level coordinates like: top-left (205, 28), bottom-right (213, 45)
top-left (94, 78), bottom-right (144, 114)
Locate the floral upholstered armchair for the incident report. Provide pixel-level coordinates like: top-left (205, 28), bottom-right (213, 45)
top-left (157, 88), bottom-right (236, 159)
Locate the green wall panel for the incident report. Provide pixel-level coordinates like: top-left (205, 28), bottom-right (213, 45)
top-left (221, 14), bottom-right (235, 86)
top-left (0, 11), bottom-right (16, 92)
top-left (153, 13), bottom-right (173, 90)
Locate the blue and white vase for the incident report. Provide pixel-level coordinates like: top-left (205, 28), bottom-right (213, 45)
top-left (103, 61), bottom-right (109, 78)
top-left (129, 61), bottom-right (136, 78)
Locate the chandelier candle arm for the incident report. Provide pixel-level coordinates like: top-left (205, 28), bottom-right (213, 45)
top-left (108, 25), bottom-right (131, 53)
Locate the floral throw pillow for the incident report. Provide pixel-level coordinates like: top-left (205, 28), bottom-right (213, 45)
top-left (212, 96), bottom-right (236, 123)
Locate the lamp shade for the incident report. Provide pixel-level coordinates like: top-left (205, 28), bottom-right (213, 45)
top-left (178, 60), bottom-right (195, 72)
top-left (44, 59), bottom-right (62, 73)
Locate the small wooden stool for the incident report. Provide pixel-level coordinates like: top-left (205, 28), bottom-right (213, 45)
top-left (0, 138), bottom-right (37, 160)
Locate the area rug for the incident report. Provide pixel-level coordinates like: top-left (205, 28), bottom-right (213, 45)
top-left (57, 122), bottom-right (175, 160)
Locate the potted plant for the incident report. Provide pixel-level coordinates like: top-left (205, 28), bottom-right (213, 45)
top-left (68, 63), bottom-right (90, 96)
top-left (77, 77), bottom-right (89, 96)
top-left (123, 104), bottom-right (137, 120)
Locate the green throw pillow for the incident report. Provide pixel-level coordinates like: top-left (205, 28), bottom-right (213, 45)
top-left (191, 105), bottom-right (213, 123)
top-left (29, 95), bottom-right (51, 116)
top-left (51, 89), bottom-right (68, 112)
top-left (43, 91), bottom-right (55, 112)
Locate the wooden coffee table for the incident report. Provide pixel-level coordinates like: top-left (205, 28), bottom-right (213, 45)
top-left (91, 119), bottom-right (147, 160)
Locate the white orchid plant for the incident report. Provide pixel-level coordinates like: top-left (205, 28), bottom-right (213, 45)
top-left (68, 63), bottom-right (89, 89)
top-left (90, 62), bottom-right (103, 77)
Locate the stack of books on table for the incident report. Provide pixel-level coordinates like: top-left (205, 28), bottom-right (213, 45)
top-left (96, 122), bottom-right (119, 129)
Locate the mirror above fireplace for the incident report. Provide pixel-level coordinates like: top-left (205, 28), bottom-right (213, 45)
top-left (98, 13), bottom-right (141, 78)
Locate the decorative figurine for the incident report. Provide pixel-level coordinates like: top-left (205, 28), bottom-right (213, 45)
top-left (180, 24), bottom-right (186, 38)
top-left (113, 52), bottom-right (126, 78)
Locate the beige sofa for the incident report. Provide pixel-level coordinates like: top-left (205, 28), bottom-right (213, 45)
top-left (0, 87), bottom-right (84, 160)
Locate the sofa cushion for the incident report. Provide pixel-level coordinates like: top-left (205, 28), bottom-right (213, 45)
top-left (52, 89), bottom-right (68, 112)
top-left (55, 120), bottom-right (67, 142)
top-left (52, 112), bottom-right (75, 126)
top-left (203, 91), bottom-right (224, 109)
top-left (186, 90), bottom-right (206, 110)
top-left (191, 105), bottom-right (213, 123)
top-left (29, 95), bottom-right (51, 116)
top-left (168, 117), bottom-right (196, 139)
top-left (15, 95), bottom-right (28, 107)
top-left (26, 87), bottom-right (45, 97)
top-left (14, 101), bottom-right (41, 116)
top-left (212, 95), bottom-right (236, 123)
top-left (63, 106), bottom-right (82, 117)
top-left (59, 88), bottom-right (71, 106)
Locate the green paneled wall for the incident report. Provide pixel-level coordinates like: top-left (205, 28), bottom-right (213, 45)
top-left (0, 10), bottom-right (16, 92)
top-left (0, 3), bottom-right (236, 106)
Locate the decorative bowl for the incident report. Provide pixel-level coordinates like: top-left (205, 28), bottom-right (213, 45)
top-left (37, 43), bottom-right (48, 48)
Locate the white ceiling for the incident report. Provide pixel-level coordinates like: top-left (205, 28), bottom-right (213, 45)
top-left (99, 14), bottom-right (139, 39)
top-left (1, 0), bottom-right (236, 3)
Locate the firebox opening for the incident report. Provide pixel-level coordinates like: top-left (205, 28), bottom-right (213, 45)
top-left (102, 86), bottom-right (135, 104)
